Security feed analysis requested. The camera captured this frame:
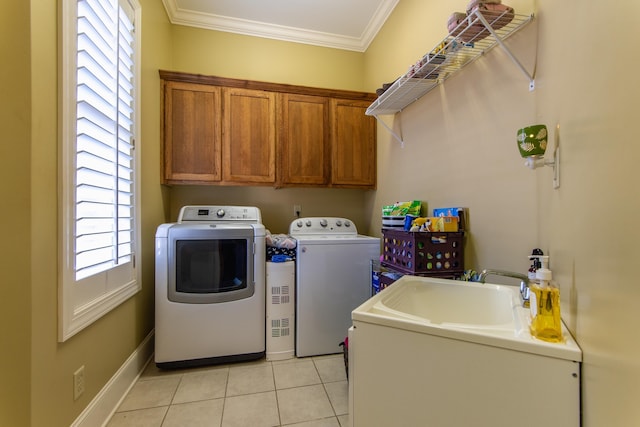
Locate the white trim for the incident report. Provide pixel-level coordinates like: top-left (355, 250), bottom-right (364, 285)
top-left (58, 0), bottom-right (142, 342)
top-left (162, 0), bottom-right (398, 52)
top-left (59, 0), bottom-right (79, 342)
top-left (71, 330), bottom-right (155, 427)
top-left (61, 281), bottom-right (141, 342)
top-left (359, 0), bottom-right (399, 51)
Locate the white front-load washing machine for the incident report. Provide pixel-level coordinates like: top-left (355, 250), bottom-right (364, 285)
top-left (155, 205), bottom-right (265, 369)
top-left (289, 217), bottom-right (380, 357)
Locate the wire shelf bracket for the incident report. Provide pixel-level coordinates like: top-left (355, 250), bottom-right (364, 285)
top-left (474, 12), bottom-right (535, 90)
top-left (373, 114), bottom-right (405, 146)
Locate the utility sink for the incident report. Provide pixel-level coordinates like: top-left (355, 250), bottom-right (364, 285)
top-left (354, 275), bottom-right (581, 361)
top-left (369, 278), bottom-right (518, 330)
top-left (349, 275), bottom-right (583, 427)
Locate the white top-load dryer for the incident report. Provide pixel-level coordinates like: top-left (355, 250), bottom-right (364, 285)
top-left (289, 217), bottom-right (380, 357)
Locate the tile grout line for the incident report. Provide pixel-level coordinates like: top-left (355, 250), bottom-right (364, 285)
top-left (218, 367), bottom-right (230, 427)
top-left (312, 357), bottom-right (340, 419)
top-left (159, 373), bottom-right (183, 426)
top-left (269, 361), bottom-right (284, 427)
top-left (223, 366), bottom-right (229, 398)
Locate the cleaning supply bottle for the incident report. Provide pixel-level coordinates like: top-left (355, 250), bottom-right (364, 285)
top-left (527, 248), bottom-right (544, 281)
top-left (529, 256), bottom-right (563, 343)
top-left (527, 259), bottom-right (537, 281)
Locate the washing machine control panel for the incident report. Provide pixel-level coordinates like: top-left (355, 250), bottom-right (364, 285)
top-left (289, 217), bottom-right (357, 235)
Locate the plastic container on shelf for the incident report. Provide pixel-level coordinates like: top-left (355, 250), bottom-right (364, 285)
top-left (381, 229), bottom-right (464, 276)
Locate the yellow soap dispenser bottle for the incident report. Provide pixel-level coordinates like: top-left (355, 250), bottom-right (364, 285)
top-left (529, 256), bottom-right (563, 343)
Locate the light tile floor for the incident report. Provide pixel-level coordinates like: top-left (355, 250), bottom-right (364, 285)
top-left (107, 355), bottom-right (349, 427)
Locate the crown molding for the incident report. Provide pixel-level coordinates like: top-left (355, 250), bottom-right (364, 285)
top-left (162, 0), bottom-right (398, 52)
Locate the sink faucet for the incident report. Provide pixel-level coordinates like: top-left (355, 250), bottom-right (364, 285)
top-left (478, 269), bottom-right (531, 307)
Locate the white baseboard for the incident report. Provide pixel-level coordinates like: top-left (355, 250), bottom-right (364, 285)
top-left (71, 330), bottom-right (155, 427)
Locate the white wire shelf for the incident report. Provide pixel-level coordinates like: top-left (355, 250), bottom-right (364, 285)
top-left (367, 10), bottom-right (534, 117)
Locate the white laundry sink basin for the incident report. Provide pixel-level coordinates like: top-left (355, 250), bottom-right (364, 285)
top-left (353, 275), bottom-right (581, 361)
top-left (369, 278), bottom-right (518, 330)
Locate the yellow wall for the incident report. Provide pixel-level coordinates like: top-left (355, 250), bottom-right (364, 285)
top-left (364, 0), bottom-right (537, 269)
top-left (170, 26), bottom-right (368, 91)
top-left (537, 1), bottom-right (640, 423)
top-left (0, 0), bottom-right (31, 425)
top-left (0, 0), bottom-right (172, 425)
top-left (365, 0), bottom-right (640, 425)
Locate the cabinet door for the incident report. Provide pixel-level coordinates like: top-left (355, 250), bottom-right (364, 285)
top-left (223, 88), bottom-right (276, 184)
top-left (163, 81), bottom-right (221, 183)
top-left (279, 94), bottom-right (330, 186)
top-left (330, 99), bottom-right (377, 188)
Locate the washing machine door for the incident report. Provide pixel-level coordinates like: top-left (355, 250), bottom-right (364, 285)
top-left (167, 224), bottom-right (256, 303)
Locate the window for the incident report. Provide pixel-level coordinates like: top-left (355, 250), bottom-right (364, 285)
top-left (59, 0), bottom-right (141, 341)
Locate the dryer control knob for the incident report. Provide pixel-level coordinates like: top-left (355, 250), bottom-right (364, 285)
top-left (296, 220), bottom-right (303, 228)
top-left (320, 219), bottom-right (328, 227)
top-left (216, 209), bottom-right (225, 218)
top-left (336, 220), bottom-right (343, 226)
top-left (305, 220), bottom-right (312, 227)
top-left (344, 220), bottom-right (351, 227)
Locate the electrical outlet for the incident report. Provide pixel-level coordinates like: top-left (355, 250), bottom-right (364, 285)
top-left (73, 366), bottom-right (85, 400)
top-left (294, 205), bottom-right (301, 217)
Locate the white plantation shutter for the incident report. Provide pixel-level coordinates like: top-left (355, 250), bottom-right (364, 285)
top-left (75, 0), bottom-right (135, 279)
top-left (60, 0), bottom-right (141, 341)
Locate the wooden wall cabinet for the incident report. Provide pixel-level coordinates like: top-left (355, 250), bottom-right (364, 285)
top-left (278, 93), bottom-right (331, 186)
top-left (162, 81), bottom-right (221, 183)
top-left (278, 95), bottom-right (376, 189)
top-left (330, 98), bottom-right (376, 188)
top-left (223, 88), bottom-right (276, 184)
top-left (160, 71), bottom-right (376, 188)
